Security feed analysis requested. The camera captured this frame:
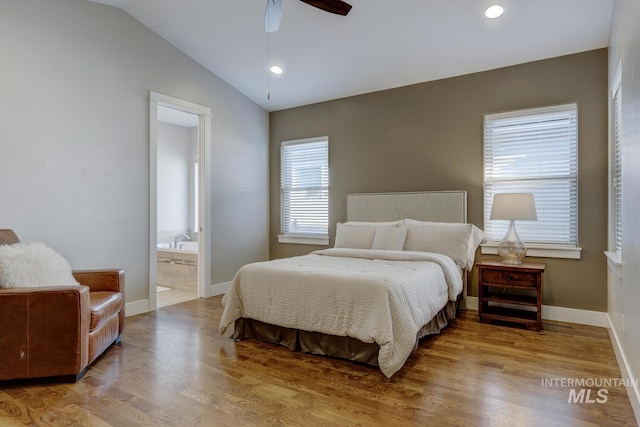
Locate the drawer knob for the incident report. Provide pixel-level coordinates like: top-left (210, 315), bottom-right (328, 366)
top-left (506, 275), bottom-right (514, 281)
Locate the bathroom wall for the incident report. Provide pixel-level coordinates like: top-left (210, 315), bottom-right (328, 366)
top-left (157, 122), bottom-right (194, 243)
top-left (188, 126), bottom-right (198, 239)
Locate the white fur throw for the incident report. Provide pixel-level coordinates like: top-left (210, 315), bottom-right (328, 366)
top-left (0, 242), bottom-right (79, 288)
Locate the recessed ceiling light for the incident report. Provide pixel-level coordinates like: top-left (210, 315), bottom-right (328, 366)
top-left (270, 65), bottom-right (283, 75)
top-left (485, 5), bottom-right (504, 19)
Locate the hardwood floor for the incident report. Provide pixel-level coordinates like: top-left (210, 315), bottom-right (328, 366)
top-left (0, 296), bottom-right (636, 426)
top-left (156, 288), bottom-right (198, 308)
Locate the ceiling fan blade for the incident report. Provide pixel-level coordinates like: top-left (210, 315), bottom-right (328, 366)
top-left (265, 0), bottom-right (282, 33)
top-left (299, 0), bottom-right (352, 16)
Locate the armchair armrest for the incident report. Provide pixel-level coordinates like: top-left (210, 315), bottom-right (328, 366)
top-left (0, 286), bottom-right (90, 381)
top-left (72, 269), bottom-right (124, 294)
top-left (72, 269), bottom-right (125, 336)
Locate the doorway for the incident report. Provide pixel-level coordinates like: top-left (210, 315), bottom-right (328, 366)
top-left (149, 92), bottom-right (212, 311)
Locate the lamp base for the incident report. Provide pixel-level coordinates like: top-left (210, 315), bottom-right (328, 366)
top-left (497, 253), bottom-right (525, 265)
top-left (497, 220), bottom-right (527, 265)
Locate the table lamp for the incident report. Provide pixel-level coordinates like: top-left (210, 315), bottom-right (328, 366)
top-left (490, 193), bottom-right (537, 265)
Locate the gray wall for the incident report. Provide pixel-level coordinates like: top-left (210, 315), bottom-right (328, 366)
top-left (270, 49), bottom-right (608, 312)
top-left (0, 0), bottom-right (269, 305)
top-left (608, 0), bottom-right (640, 415)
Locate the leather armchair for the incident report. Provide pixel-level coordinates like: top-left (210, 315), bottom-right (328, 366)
top-left (0, 229), bottom-right (124, 382)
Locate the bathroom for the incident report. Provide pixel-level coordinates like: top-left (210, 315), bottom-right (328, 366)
top-left (156, 106), bottom-right (200, 307)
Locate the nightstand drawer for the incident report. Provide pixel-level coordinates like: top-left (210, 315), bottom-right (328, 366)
top-left (482, 270), bottom-right (537, 287)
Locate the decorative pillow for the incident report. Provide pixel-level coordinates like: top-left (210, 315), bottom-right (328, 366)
top-left (402, 219), bottom-right (484, 270)
top-left (334, 223), bottom-right (377, 249)
top-left (343, 221), bottom-right (401, 228)
top-left (0, 242), bottom-right (79, 288)
top-left (371, 227), bottom-right (408, 251)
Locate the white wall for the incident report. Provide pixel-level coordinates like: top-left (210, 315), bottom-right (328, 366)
top-left (157, 122), bottom-right (192, 242)
top-left (0, 0), bottom-right (269, 304)
top-left (608, 0), bottom-right (640, 420)
top-left (188, 126), bottom-right (198, 236)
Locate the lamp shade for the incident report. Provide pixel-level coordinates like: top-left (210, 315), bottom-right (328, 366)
top-left (490, 193), bottom-right (537, 221)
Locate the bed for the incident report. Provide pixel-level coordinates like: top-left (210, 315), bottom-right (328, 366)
top-left (220, 191), bottom-right (483, 378)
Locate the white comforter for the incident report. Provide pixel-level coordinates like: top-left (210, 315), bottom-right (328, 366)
top-left (219, 248), bottom-right (462, 378)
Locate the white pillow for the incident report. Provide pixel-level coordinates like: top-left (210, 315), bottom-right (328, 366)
top-left (343, 221), bottom-right (401, 228)
top-left (334, 223), bottom-right (377, 249)
top-left (371, 227), bottom-right (408, 251)
top-left (402, 219), bottom-right (484, 270)
top-left (468, 225), bottom-right (486, 267)
top-left (0, 242), bottom-right (79, 288)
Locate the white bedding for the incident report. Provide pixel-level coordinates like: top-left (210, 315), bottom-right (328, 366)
top-left (219, 248), bottom-right (462, 378)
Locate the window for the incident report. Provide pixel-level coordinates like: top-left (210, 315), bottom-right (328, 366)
top-left (607, 64), bottom-right (623, 268)
top-left (483, 103), bottom-right (580, 258)
top-left (279, 137), bottom-right (329, 245)
top-left (194, 154), bottom-right (199, 231)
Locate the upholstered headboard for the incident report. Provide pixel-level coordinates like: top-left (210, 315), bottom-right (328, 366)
top-left (347, 191), bottom-right (467, 223)
top-left (346, 190), bottom-right (469, 308)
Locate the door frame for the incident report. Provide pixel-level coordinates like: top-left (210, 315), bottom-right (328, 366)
top-left (149, 91), bottom-right (212, 310)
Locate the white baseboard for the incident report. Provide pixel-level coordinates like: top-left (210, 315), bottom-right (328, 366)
top-left (607, 314), bottom-right (640, 425)
top-left (208, 281), bottom-right (231, 297)
top-left (125, 299), bottom-right (150, 317)
top-left (125, 282), bottom-right (229, 316)
top-left (465, 296), bottom-right (608, 327)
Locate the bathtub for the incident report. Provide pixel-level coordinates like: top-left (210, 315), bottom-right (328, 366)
top-left (157, 246), bottom-right (198, 292)
top-left (156, 241), bottom-right (198, 252)
top-left (175, 241), bottom-right (198, 251)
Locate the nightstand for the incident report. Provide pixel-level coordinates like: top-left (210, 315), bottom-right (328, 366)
top-left (477, 260), bottom-right (545, 331)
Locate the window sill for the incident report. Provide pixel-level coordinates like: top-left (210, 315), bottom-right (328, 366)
top-left (604, 251), bottom-right (623, 279)
top-left (277, 235), bottom-right (330, 246)
top-left (481, 243), bottom-right (582, 260)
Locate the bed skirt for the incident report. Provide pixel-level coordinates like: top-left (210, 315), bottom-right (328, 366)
top-left (231, 299), bottom-right (458, 368)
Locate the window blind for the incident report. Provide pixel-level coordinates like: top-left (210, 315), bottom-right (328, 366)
top-left (484, 104), bottom-right (578, 245)
top-left (281, 138), bottom-right (329, 237)
top-left (612, 83), bottom-right (623, 257)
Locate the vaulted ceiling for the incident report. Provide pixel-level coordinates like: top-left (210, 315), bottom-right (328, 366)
top-left (88, 0), bottom-right (614, 111)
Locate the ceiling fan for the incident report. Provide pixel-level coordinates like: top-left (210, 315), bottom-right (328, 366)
top-left (265, 0), bottom-right (352, 33)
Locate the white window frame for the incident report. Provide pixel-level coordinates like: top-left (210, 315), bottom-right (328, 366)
top-left (605, 63), bottom-right (623, 277)
top-left (481, 103), bottom-right (582, 259)
top-left (278, 136), bottom-right (329, 245)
